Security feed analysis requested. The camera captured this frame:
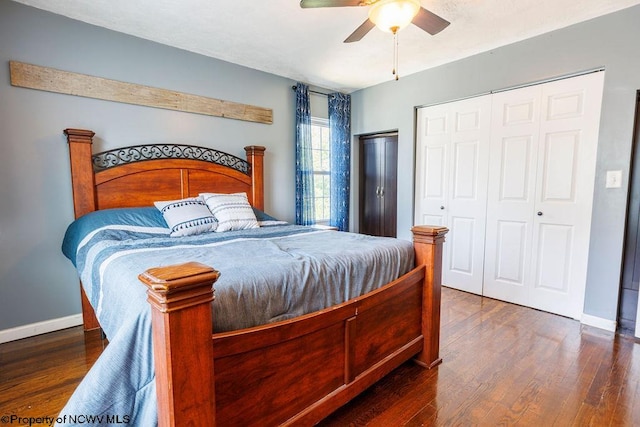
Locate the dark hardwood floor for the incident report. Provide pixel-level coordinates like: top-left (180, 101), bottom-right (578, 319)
top-left (1, 287), bottom-right (639, 426)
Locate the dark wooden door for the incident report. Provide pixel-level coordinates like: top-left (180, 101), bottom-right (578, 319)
top-left (620, 91), bottom-right (640, 334)
top-left (359, 133), bottom-right (398, 237)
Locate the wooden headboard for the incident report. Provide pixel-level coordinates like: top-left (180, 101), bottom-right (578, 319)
top-left (64, 128), bottom-right (266, 219)
top-left (63, 128), bottom-right (266, 330)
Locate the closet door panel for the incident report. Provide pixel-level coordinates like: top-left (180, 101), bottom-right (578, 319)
top-left (415, 144), bottom-right (447, 226)
top-left (416, 144), bottom-right (447, 226)
top-left (382, 139), bottom-right (398, 237)
top-left (540, 130), bottom-right (580, 203)
top-left (417, 214), bottom-right (446, 226)
top-left (361, 138), bottom-right (383, 236)
top-left (424, 146), bottom-right (447, 200)
top-left (494, 220), bottom-right (528, 285)
top-left (451, 140), bottom-right (480, 200)
top-left (449, 216), bottom-right (476, 274)
top-left (499, 135), bottom-right (533, 201)
top-left (416, 96), bottom-right (490, 295)
top-left (483, 85), bottom-right (540, 305)
top-left (534, 224), bottom-right (573, 293)
top-left (416, 106), bottom-right (449, 227)
top-left (446, 96), bottom-right (491, 294)
top-left (529, 72), bottom-right (604, 318)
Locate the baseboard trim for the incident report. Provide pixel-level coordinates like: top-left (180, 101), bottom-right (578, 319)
top-left (581, 313), bottom-right (617, 332)
top-left (0, 312), bottom-right (619, 342)
top-left (0, 314), bottom-right (83, 344)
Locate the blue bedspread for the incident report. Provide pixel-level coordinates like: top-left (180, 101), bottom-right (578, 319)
top-left (57, 220), bottom-right (413, 426)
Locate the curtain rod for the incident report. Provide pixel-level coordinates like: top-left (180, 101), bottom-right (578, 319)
top-left (291, 85), bottom-right (333, 98)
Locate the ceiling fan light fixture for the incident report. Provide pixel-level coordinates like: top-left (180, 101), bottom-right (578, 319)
top-left (368, 0), bottom-right (420, 33)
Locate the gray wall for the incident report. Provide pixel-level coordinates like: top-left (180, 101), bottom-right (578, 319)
top-left (0, 0), bottom-right (299, 330)
top-left (2, 0), bottom-right (637, 333)
top-left (350, 5), bottom-right (640, 322)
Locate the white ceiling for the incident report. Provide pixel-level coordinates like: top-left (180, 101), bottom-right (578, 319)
top-left (11, 0), bottom-right (640, 93)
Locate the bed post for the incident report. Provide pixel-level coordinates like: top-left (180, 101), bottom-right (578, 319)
top-left (63, 128), bottom-right (97, 219)
top-left (64, 128), bottom-right (101, 330)
top-left (411, 225), bottom-right (448, 369)
top-left (139, 262), bottom-right (219, 427)
top-left (244, 145), bottom-right (265, 211)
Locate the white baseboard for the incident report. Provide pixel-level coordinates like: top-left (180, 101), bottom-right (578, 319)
top-left (580, 313), bottom-right (617, 332)
top-left (0, 313), bottom-right (83, 344)
top-left (0, 312), bottom-right (619, 343)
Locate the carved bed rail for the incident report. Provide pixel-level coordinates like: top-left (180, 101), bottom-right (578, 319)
top-left (139, 226), bottom-right (447, 426)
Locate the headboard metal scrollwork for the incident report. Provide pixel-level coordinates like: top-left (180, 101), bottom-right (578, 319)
top-left (92, 144), bottom-right (251, 175)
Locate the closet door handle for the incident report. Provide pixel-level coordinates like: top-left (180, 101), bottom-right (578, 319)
top-left (440, 206), bottom-right (445, 210)
top-left (375, 186), bottom-right (380, 197)
top-left (379, 186), bottom-right (384, 197)
top-left (537, 211), bottom-right (543, 216)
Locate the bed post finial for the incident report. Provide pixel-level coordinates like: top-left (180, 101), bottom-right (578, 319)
top-left (64, 128), bottom-right (97, 219)
top-left (244, 145), bottom-right (265, 211)
top-left (411, 225), bottom-right (448, 369)
top-left (139, 262), bottom-right (219, 427)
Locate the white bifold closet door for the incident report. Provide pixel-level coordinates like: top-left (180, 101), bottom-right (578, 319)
top-left (483, 72), bottom-right (604, 319)
top-left (415, 95), bottom-right (491, 295)
top-left (415, 71), bottom-right (604, 319)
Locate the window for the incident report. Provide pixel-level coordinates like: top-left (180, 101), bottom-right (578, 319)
top-left (311, 117), bottom-right (330, 223)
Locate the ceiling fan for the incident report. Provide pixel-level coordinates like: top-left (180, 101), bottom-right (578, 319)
top-left (299, 0), bottom-right (450, 43)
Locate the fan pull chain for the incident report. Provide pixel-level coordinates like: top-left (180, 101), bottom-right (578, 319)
top-left (392, 29), bottom-right (398, 80)
top-left (391, 28), bottom-right (400, 81)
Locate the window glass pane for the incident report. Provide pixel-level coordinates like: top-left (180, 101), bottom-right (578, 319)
top-left (312, 148), bottom-right (322, 170)
top-left (310, 118), bottom-right (330, 222)
top-left (323, 128), bottom-right (330, 149)
top-left (312, 174), bottom-right (330, 222)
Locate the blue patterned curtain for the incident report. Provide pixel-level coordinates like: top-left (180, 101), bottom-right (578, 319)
top-left (294, 83), bottom-right (315, 225)
top-left (328, 92), bottom-right (351, 231)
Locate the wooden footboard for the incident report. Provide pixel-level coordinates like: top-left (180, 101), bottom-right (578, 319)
top-left (140, 226), bottom-right (447, 426)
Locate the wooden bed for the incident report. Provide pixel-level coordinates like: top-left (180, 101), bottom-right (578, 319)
top-left (63, 128), bottom-right (448, 426)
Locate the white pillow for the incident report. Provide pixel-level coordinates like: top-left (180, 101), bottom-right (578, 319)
top-left (154, 197), bottom-right (218, 237)
top-left (200, 192), bottom-right (259, 232)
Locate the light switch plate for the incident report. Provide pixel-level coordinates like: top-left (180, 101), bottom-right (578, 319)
top-left (606, 170), bottom-right (622, 188)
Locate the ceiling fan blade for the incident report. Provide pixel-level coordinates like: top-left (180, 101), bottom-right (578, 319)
top-left (412, 7), bottom-right (450, 35)
top-left (344, 19), bottom-right (375, 43)
top-left (300, 0), bottom-right (364, 8)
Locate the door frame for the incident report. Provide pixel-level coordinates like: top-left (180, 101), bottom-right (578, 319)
top-left (621, 91), bottom-right (640, 337)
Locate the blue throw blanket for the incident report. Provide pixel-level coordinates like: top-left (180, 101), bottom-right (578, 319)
top-left (58, 217), bottom-right (413, 426)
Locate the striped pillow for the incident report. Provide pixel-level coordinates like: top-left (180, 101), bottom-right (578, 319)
top-left (154, 197), bottom-right (218, 237)
top-left (200, 192), bottom-right (259, 232)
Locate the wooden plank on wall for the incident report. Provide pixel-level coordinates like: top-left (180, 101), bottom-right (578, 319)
top-left (9, 61), bottom-right (273, 124)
